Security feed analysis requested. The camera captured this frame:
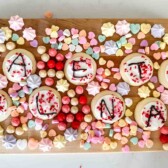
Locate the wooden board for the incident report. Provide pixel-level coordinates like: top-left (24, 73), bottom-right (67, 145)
top-left (0, 19), bottom-right (168, 154)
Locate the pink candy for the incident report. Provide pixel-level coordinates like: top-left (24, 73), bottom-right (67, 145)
top-left (66, 113), bottom-right (74, 123)
top-left (62, 104), bottom-right (70, 113)
top-left (45, 77), bottom-right (54, 86)
top-left (37, 61), bottom-right (45, 69)
top-left (58, 122), bottom-right (66, 131)
top-left (62, 96), bottom-right (70, 104)
top-left (56, 53), bottom-right (64, 61)
top-left (82, 105), bottom-right (90, 114)
top-left (48, 48), bottom-right (57, 57)
top-left (75, 86), bottom-right (84, 95)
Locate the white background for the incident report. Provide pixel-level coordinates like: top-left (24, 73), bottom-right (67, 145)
top-left (0, 0), bottom-right (168, 168)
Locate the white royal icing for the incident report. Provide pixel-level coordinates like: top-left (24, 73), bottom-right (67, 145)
top-left (0, 93), bottom-right (8, 116)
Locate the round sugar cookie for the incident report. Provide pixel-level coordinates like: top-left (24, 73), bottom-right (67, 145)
top-left (3, 49), bottom-right (36, 82)
top-left (91, 90), bottom-right (125, 124)
top-left (64, 53), bottom-right (97, 85)
top-left (158, 59), bottom-right (168, 88)
top-left (29, 86), bottom-right (61, 120)
top-left (135, 97), bottom-right (167, 131)
top-left (0, 90), bottom-right (12, 122)
top-left (120, 53), bottom-right (153, 86)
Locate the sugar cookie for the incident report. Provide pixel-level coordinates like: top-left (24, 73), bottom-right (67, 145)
top-left (3, 49), bottom-right (36, 82)
top-left (91, 90), bottom-right (125, 124)
top-left (120, 53), bottom-right (153, 86)
top-left (64, 53), bottom-right (97, 85)
top-left (158, 60), bottom-right (168, 88)
top-left (135, 97), bottom-right (167, 131)
top-left (29, 86), bottom-right (61, 120)
top-left (0, 90), bottom-right (12, 122)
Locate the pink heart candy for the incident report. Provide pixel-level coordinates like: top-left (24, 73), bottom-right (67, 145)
top-left (157, 85), bottom-right (164, 93)
top-left (138, 140), bottom-right (145, 148)
top-left (79, 36), bottom-right (87, 44)
top-left (65, 52), bottom-right (72, 59)
top-left (140, 40), bottom-right (148, 47)
top-left (13, 83), bottom-right (21, 91)
top-left (27, 112), bottom-right (33, 119)
top-left (93, 47), bottom-right (100, 53)
top-left (45, 28), bottom-right (51, 35)
top-left (150, 76), bottom-right (158, 83)
top-left (96, 75), bottom-right (103, 82)
top-left (90, 38), bottom-right (98, 46)
top-left (58, 35), bottom-right (65, 42)
top-left (138, 49), bottom-right (145, 54)
top-left (125, 49), bottom-right (132, 54)
top-left (128, 38), bottom-right (136, 45)
top-left (109, 84), bottom-right (117, 91)
top-left (114, 133), bottom-right (122, 140)
top-left (150, 43), bottom-right (159, 51)
top-left (71, 28), bottom-right (79, 35)
top-left (50, 38), bottom-right (56, 44)
top-left (88, 32), bottom-right (95, 39)
top-left (122, 145), bottom-right (130, 152)
top-left (30, 40), bottom-right (38, 47)
top-left (8, 88), bottom-right (15, 94)
top-left (161, 52), bottom-right (167, 60)
top-left (96, 68), bottom-right (104, 75)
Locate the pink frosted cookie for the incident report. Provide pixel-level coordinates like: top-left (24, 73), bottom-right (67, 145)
top-left (3, 49), bottom-right (36, 82)
top-left (158, 60), bottom-right (168, 88)
top-left (0, 90), bottom-right (12, 122)
top-left (28, 86), bottom-right (61, 120)
top-left (135, 98), bottom-right (167, 131)
top-left (64, 53), bottom-right (97, 85)
top-left (120, 53), bottom-right (153, 86)
top-left (91, 90), bottom-right (125, 124)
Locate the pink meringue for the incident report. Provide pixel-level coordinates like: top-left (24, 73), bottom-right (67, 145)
top-left (86, 81), bottom-right (100, 96)
top-left (115, 20), bottom-right (130, 36)
top-left (39, 138), bottom-right (53, 152)
top-left (0, 74), bottom-right (8, 89)
top-left (8, 15), bottom-right (24, 31)
top-left (161, 90), bottom-right (168, 104)
top-left (23, 27), bottom-right (36, 41)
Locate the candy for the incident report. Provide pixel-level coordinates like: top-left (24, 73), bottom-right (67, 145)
top-left (71, 106), bottom-right (78, 114)
top-left (48, 48), bottom-right (57, 57)
top-left (56, 53), bottom-right (64, 61)
top-left (56, 113), bottom-right (66, 122)
top-left (41, 53), bottom-right (50, 62)
top-left (160, 126), bottom-right (168, 134)
top-left (130, 137), bottom-right (138, 145)
top-left (37, 61), bottom-right (45, 69)
top-left (62, 105), bottom-right (70, 113)
top-left (163, 143), bottom-right (168, 151)
top-left (15, 127), bottom-right (24, 136)
top-left (110, 141), bottom-right (118, 149)
top-left (11, 117), bottom-right (20, 127)
top-left (66, 113), bottom-right (74, 123)
top-left (37, 46), bottom-right (46, 54)
top-left (122, 145), bottom-right (130, 152)
top-left (75, 86), bottom-right (84, 95)
top-left (71, 121), bottom-right (80, 129)
top-left (82, 105), bottom-right (90, 114)
top-left (6, 125), bottom-right (15, 134)
top-left (48, 129), bottom-right (56, 137)
top-left (47, 60), bottom-right (55, 69)
top-left (56, 71), bottom-right (64, 79)
top-left (71, 98), bottom-right (78, 106)
top-left (84, 114), bottom-right (92, 123)
top-left (67, 89), bottom-right (76, 98)
top-left (62, 96), bottom-right (70, 104)
top-left (45, 77), bottom-right (54, 86)
top-left (47, 69), bottom-right (56, 77)
top-left (79, 96), bottom-right (87, 105)
top-left (28, 138), bottom-right (39, 150)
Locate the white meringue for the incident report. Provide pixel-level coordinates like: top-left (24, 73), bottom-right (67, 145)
top-left (101, 22), bottom-right (115, 37)
top-left (115, 20), bottom-right (130, 36)
top-left (2, 134), bottom-right (16, 149)
top-left (27, 74), bottom-right (42, 89)
top-left (104, 40), bottom-right (118, 55)
top-left (117, 82), bottom-right (130, 96)
top-left (23, 27), bottom-right (36, 41)
top-left (0, 74), bottom-right (8, 89)
top-left (39, 138), bottom-right (53, 152)
top-left (16, 139), bottom-right (27, 150)
top-left (64, 128), bottom-right (78, 142)
top-left (53, 135), bottom-right (67, 149)
top-left (151, 24), bottom-right (165, 38)
top-left (56, 79), bottom-right (69, 93)
top-left (8, 15), bottom-right (24, 31)
top-left (86, 81), bottom-right (101, 96)
top-left (0, 29), bottom-right (5, 44)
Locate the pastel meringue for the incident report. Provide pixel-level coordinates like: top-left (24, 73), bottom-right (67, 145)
top-left (163, 33), bottom-right (168, 44)
top-left (161, 90), bottom-right (168, 104)
top-left (86, 81), bottom-right (101, 96)
top-left (53, 135), bottom-right (67, 149)
top-left (8, 15), bottom-right (24, 31)
top-left (115, 20), bottom-right (130, 36)
top-left (23, 27), bottom-right (36, 41)
top-left (2, 134), bottom-right (17, 149)
top-left (151, 24), bottom-right (165, 38)
top-left (16, 139), bottom-right (27, 151)
top-left (27, 74), bottom-right (42, 89)
top-left (64, 128), bottom-right (78, 142)
top-left (56, 79), bottom-right (69, 93)
top-left (0, 74), bottom-right (8, 89)
top-left (1, 27), bottom-right (12, 40)
top-left (138, 86), bottom-right (150, 98)
top-left (0, 29), bottom-right (5, 44)
top-left (39, 138), bottom-right (53, 152)
top-left (117, 82), bottom-right (130, 96)
top-left (101, 22), bottom-right (115, 37)
top-left (104, 40), bottom-right (118, 55)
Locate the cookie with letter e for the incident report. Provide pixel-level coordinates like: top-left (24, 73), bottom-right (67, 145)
top-left (29, 86), bottom-right (61, 120)
top-left (135, 98), bottom-right (167, 131)
top-left (3, 49), bottom-right (36, 83)
top-left (0, 90), bottom-right (12, 122)
top-left (91, 90), bottom-right (125, 124)
top-left (120, 53), bottom-right (153, 86)
top-left (64, 53), bottom-right (97, 85)
top-left (158, 59), bottom-right (168, 88)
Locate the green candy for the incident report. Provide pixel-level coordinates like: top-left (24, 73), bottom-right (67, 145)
top-left (119, 36), bottom-right (127, 45)
top-left (28, 120), bottom-right (35, 128)
top-left (130, 24), bottom-right (140, 34)
top-left (92, 53), bottom-right (99, 60)
top-left (51, 43), bottom-right (58, 49)
top-left (130, 137), bottom-right (138, 145)
top-left (86, 47), bottom-right (93, 55)
top-left (72, 38), bottom-right (78, 45)
top-left (116, 40), bottom-right (122, 48)
top-left (18, 90), bottom-right (25, 98)
top-left (13, 100), bottom-right (20, 106)
top-left (12, 33), bottom-right (19, 41)
top-left (42, 37), bottom-right (50, 44)
top-left (57, 43), bottom-right (63, 50)
top-left (98, 35), bottom-right (106, 43)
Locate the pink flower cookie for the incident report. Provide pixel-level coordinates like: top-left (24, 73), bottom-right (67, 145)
top-left (120, 53), bottom-right (153, 86)
top-left (91, 90), bottom-right (125, 124)
top-left (2, 49), bottom-right (36, 83)
top-left (135, 98), bottom-right (167, 131)
top-left (64, 53), bottom-right (97, 85)
top-left (28, 86), bottom-right (61, 120)
top-left (0, 90), bottom-right (12, 122)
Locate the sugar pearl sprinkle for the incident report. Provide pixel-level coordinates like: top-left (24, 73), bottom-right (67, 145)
top-left (0, 15), bottom-right (168, 153)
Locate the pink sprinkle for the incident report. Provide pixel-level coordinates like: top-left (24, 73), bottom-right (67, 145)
top-left (111, 68), bottom-right (119, 72)
top-left (102, 78), bottom-right (110, 83)
top-left (114, 127), bottom-right (121, 132)
top-left (150, 76), bottom-right (158, 83)
top-left (138, 140), bottom-right (145, 148)
top-left (138, 49), bottom-right (145, 54)
top-left (85, 126), bottom-right (91, 132)
top-left (52, 119), bottom-right (59, 124)
top-left (122, 145), bottom-right (130, 152)
top-left (96, 68), bottom-right (104, 75)
top-left (42, 124), bottom-right (49, 131)
top-left (96, 75), bottom-right (103, 82)
top-left (58, 35), bottom-right (65, 42)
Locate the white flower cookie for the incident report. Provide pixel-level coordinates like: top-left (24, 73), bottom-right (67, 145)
top-left (64, 53), bottom-right (97, 85)
top-left (120, 53), bottom-right (153, 86)
top-left (91, 90), bottom-right (125, 124)
top-left (135, 97), bottom-right (167, 131)
top-left (0, 90), bottom-right (12, 122)
top-left (29, 86), bottom-right (61, 120)
top-left (158, 59), bottom-right (168, 88)
top-left (3, 49), bottom-right (36, 82)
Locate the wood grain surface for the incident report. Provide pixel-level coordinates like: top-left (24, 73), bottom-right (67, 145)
top-left (0, 19), bottom-right (168, 154)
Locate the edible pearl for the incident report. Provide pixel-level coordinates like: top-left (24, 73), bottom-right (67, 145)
top-left (47, 69), bottom-right (56, 77)
top-left (41, 53), bottom-right (50, 62)
top-left (0, 44), bottom-right (6, 52)
top-left (39, 70), bottom-right (47, 78)
top-left (71, 98), bottom-right (78, 106)
top-left (6, 42), bottom-right (16, 50)
top-left (56, 71), bottom-right (64, 79)
top-left (71, 106), bottom-right (78, 114)
top-left (15, 127), bottom-right (24, 136)
top-left (37, 46), bottom-right (46, 54)
top-left (84, 114), bottom-right (93, 123)
top-left (6, 125), bottom-right (15, 134)
top-left (67, 89), bottom-right (76, 98)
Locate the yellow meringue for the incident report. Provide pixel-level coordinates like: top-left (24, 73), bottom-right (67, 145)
top-left (101, 22), bottom-right (115, 37)
top-left (56, 79), bottom-right (69, 93)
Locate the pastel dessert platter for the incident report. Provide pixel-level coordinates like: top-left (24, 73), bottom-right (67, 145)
top-left (0, 16), bottom-right (168, 153)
